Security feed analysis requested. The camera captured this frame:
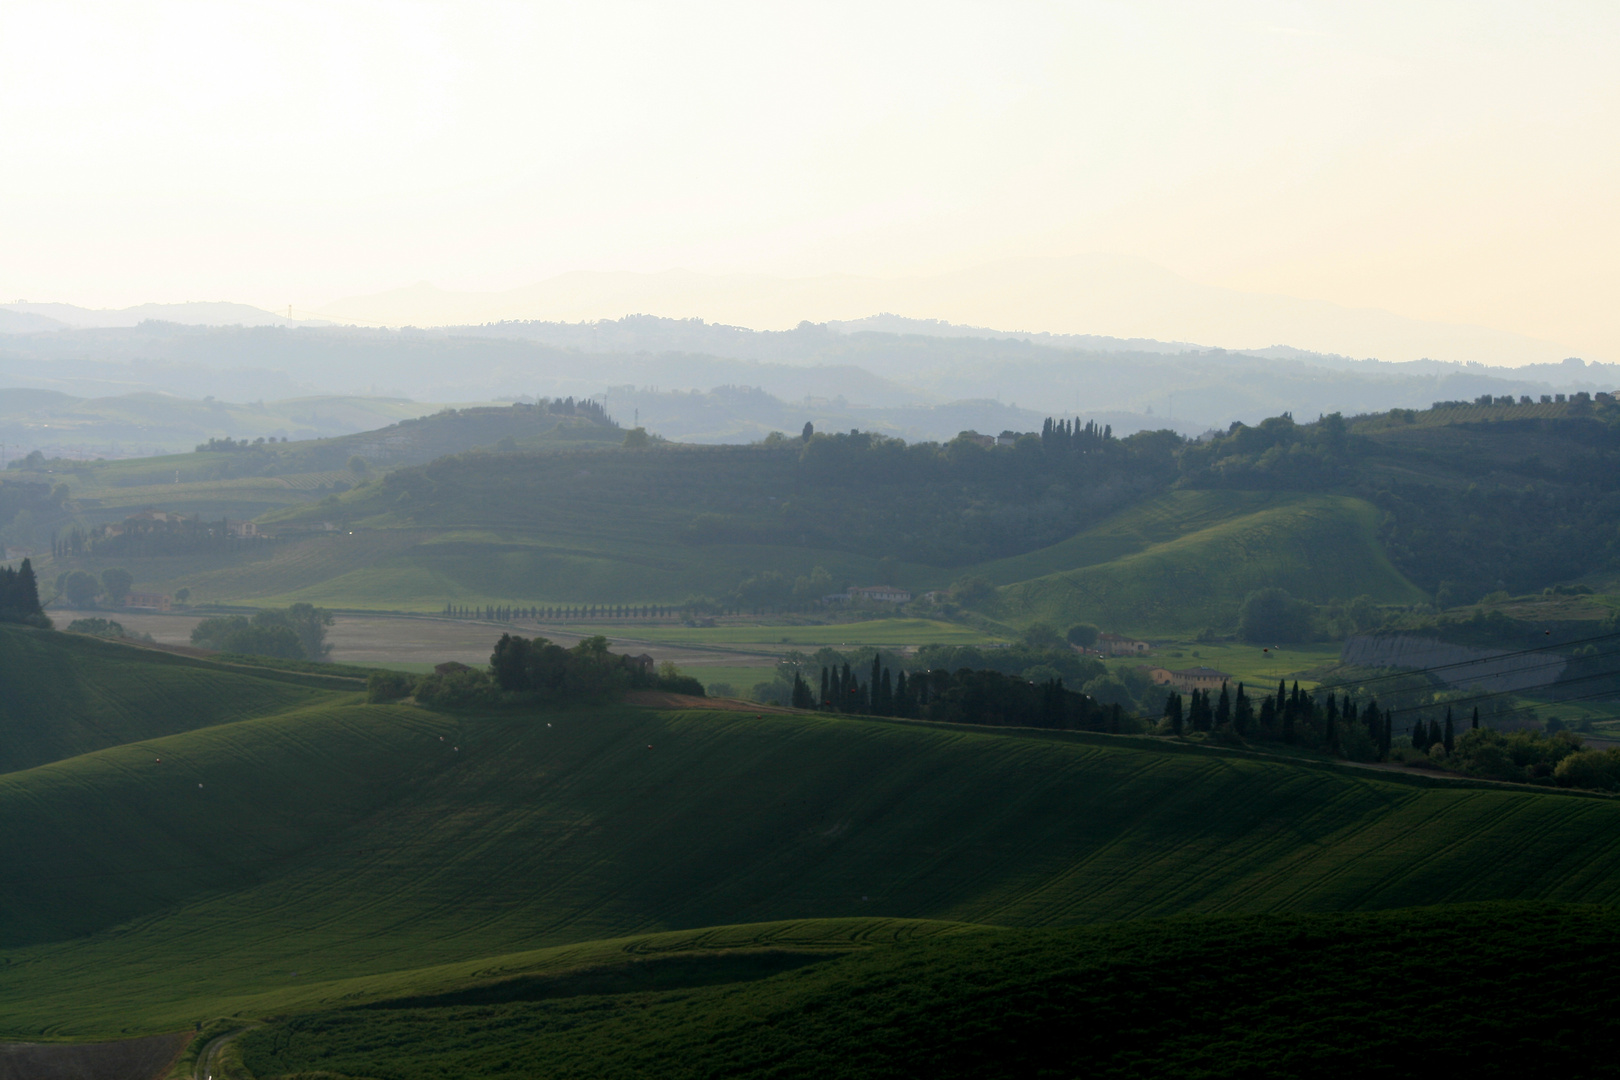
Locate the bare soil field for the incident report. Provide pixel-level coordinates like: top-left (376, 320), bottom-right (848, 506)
top-left (0, 1032), bottom-right (187, 1080)
top-left (53, 611), bottom-right (778, 673)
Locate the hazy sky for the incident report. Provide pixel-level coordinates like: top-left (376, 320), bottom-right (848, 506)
top-left (2, 2), bottom-right (1616, 358)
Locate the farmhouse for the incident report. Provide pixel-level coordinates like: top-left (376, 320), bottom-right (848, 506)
top-left (846, 585), bottom-right (912, 604)
top-left (1145, 666), bottom-right (1231, 693)
top-left (1096, 632), bottom-right (1151, 656)
top-left (122, 591), bottom-right (171, 611)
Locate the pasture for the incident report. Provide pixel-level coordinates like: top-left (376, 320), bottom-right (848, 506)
top-left (8, 633), bottom-right (1620, 1035)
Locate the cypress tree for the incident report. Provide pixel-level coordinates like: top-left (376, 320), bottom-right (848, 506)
top-left (1443, 708), bottom-right (1455, 753)
top-left (1165, 692), bottom-right (1184, 736)
top-left (1275, 680), bottom-right (1287, 717)
top-left (1412, 718), bottom-right (1429, 752)
top-left (1472, 707), bottom-right (1480, 731)
top-left (1214, 683), bottom-right (1231, 729)
top-left (895, 670), bottom-right (909, 718)
top-left (1380, 708), bottom-right (1392, 760)
top-left (879, 667), bottom-right (893, 716)
top-left (871, 655), bottom-right (883, 710)
top-left (1258, 695), bottom-right (1275, 733)
top-left (820, 666), bottom-right (830, 707)
top-left (1233, 683), bottom-right (1253, 735)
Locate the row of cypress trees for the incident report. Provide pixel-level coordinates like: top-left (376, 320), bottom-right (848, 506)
top-left (817, 656), bottom-right (913, 716)
top-left (443, 603), bottom-right (674, 621)
top-left (1161, 680), bottom-right (1398, 759)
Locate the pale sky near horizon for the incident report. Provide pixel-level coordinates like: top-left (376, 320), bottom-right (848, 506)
top-left (1, 2), bottom-right (1616, 359)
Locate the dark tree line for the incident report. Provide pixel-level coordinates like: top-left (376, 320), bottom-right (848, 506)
top-left (0, 558), bottom-right (46, 626)
top-left (812, 657), bottom-right (1122, 732)
top-left (1162, 680), bottom-right (1393, 761)
top-left (370, 633), bottom-right (704, 708)
top-left (442, 603), bottom-right (674, 621)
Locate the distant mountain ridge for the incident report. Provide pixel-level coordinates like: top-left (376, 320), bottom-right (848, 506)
top-left (0, 300), bottom-right (327, 330)
top-left (313, 255), bottom-right (1587, 366)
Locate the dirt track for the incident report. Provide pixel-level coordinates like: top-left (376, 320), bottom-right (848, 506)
top-left (69, 611), bottom-right (777, 673)
top-left (0, 1032), bottom-right (188, 1080)
top-left (623, 692), bottom-right (797, 714)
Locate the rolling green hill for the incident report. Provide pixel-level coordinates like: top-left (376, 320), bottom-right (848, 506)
top-left (237, 903), bottom-right (1620, 1080)
top-left (990, 491), bottom-right (1426, 634)
top-left (0, 624), bottom-right (331, 773)
top-left (18, 407), bottom-right (1619, 639)
top-left (7, 631), bottom-right (1620, 1035)
top-left (5, 401), bottom-right (622, 526)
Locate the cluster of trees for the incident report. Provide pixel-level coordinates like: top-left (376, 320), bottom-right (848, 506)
top-left (1039, 417), bottom-right (1115, 453)
top-left (52, 567), bottom-right (135, 608)
top-left (805, 654), bottom-right (1123, 731)
top-left (64, 617), bottom-right (151, 642)
top-left (1408, 707), bottom-right (1468, 755)
top-left (0, 558), bottom-right (46, 626)
top-left (1163, 681), bottom-right (1393, 761)
top-left (1442, 727), bottom-right (1589, 784)
top-left (0, 479), bottom-right (68, 551)
top-left (195, 436), bottom-right (291, 452)
top-left (442, 603), bottom-right (676, 621)
top-left (190, 603), bottom-right (334, 660)
top-left (525, 396), bottom-right (614, 424)
top-left (52, 516), bottom-right (262, 559)
top-left (369, 633), bottom-right (703, 707)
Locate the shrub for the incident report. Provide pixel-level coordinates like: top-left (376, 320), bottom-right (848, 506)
top-left (1450, 728), bottom-right (1583, 783)
top-left (1065, 623), bottom-right (1100, 648)
top-left (1554, 748), bottom-right (1620, 791)
top-left (367, 671), bottom-right (414, 703)
top-left (413, 668), bottom-right (499, 708)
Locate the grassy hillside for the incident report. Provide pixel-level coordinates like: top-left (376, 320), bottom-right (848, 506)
top-left (238, 903), bottom-right (1620, 1080)
top-left (992, 492), bottom-right (1425, 634)
top-left (21, 409), bottom-right (1616, 637)
top-left (9, 669), bottom-right (1620, 1034)
top-left (6, 403), bottom-right (621, 526)
top-left (0, 624), bottom-right (332, 772)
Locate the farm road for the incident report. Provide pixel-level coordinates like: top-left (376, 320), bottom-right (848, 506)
top-left (55, 611), bottom-right (779, 672)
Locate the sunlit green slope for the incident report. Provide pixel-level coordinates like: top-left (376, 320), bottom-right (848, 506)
top-left (991, 492), bottom-right (1425, 633)
top-left (7, 676), bottom-right (1620, 1034)
top-left (0, 624), bottom-right (333, 772)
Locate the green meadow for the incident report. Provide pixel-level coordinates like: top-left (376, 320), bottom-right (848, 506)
top-left (575, 617), bottom-right (1003, 648)
top-left (992, 493), bottom-right (1425, 635)
top-left (236, 904), bottom-right (1620, 1080)
top-left (7, 627), bottom-right (1620, 1042)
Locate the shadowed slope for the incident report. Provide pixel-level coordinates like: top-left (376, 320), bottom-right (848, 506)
top-left (0, 626), bottom-right (332, 773)
top-left (7, 691), bottom-right (1620, 1034)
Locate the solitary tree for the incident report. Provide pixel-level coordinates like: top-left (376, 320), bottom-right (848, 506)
top-left (99, 567), bottom-right (134, 607)
top-left (62, 569), bottom-right (101, 608)
top-left (801, 421), bottom-right (814, 440)
top-left (1065, 623), bottom-right (1100, 649)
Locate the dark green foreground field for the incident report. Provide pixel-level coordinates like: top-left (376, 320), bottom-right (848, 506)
top-left (4, 624), bottom-right (1620, 1075)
